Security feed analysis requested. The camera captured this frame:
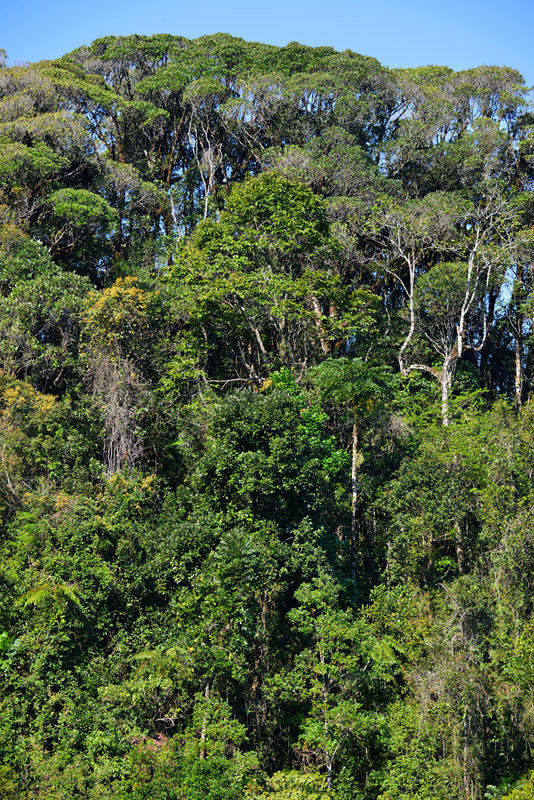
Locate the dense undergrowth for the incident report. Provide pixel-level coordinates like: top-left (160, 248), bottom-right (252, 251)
top-left (0, 32), bottom-right (534, 799)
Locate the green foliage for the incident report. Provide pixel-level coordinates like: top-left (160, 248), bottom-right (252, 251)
top-left (0, 764), bottom-right (18, 799)
top-left (0, 30), bottom-right (532, 800)
top-left (250, 769), bottom-right (331, 799)
top-left (0, 235), bottom-right (57, 291)
top-left (500, 774), bottom-right (534, 800)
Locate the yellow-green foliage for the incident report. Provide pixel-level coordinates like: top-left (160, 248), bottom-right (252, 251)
top-left (248, 770), bottom-right (330, 800)
top-left (501, 775), bottom-right (534, 800)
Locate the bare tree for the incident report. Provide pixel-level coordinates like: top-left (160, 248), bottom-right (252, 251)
top-left (89, 354), bottom-right (145, 475)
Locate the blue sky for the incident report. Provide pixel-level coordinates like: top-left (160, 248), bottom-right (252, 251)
top-left (2, 0), bottom-right (533, 87)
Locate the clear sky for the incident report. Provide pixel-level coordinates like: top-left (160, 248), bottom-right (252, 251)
top-left (2, 0), bottom-right (533, 87)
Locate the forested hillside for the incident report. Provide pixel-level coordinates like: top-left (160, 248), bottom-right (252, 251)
top-left (1, 32), bottom-right (534, 799)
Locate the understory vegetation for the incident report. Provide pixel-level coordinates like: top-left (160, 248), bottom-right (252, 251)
top-left (1, 32), bottom-right (534, 799)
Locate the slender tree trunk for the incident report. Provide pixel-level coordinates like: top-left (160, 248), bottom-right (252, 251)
top-left (200, 681), bottom-right (210, 759)
top-left (398, 257), bottom-right (416, 379)
top-left (441, 364), bottom-right (452, 427)
top-left (310, 296), bottom-right (330, 355)
top-left (350, 415), bottom-right (358, 582)
top-left (326, 751), bottom-right (333, 791)
top-left (512, 263), bottom-right (524, 410)
top-left (515, 325), bottom-right (523, 411)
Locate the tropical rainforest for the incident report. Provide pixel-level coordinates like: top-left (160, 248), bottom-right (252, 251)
top-left (0, 32), bottom-right (534, 800)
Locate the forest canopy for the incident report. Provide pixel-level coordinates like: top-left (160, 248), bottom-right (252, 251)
top-left (0, 32), bottom-right (534, 800)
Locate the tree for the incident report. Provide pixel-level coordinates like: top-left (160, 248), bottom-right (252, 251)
top-left (82, 276), bottom-right (168, 473)
top-left (361, 181), bottom-right (518, 424)
top-left (167, 172), bottom-right (347, 381)
top-left (310, 358), bottom-right (392, 581)
top-left (273, 573), bottom-right (375, 791)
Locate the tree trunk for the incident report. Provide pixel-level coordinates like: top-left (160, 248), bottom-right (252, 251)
top-left (350, 415), bottom-right (358, 583)
top-left (515, 327), bottom-right (523, 411)
top-left (326, 751), bottom-right (333, 791)
top-left (310, 295), bottom-right (330, 355)
top-left (200, 681), bottom-right (210, 759)
top-left (441, 365), bottom-right (451, 427)
top-left (513, 264), bottom-right (524, 410)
